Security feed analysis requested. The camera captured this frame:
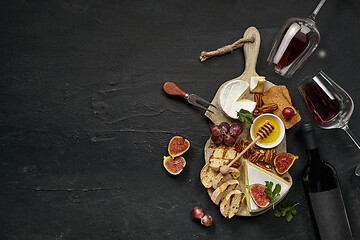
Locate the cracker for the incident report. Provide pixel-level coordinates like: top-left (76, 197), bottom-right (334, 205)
top-left (262, 85), bottom-right (301, 129)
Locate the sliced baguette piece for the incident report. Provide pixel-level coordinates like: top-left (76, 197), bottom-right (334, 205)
top-left (200, 163), bottom-right (219, 188)
top-left (212, 145), bottom-right (226, 158)
top-left (209, 157), bottom-right (229, 171)
top-left (220, 189), bottom-right (245, 219)
top-left (223, 147), bottom-right (237, 160)
top-left (212, 167), bottom-right (241, 189)
top-left (211, 179), bottom-right (239, 205)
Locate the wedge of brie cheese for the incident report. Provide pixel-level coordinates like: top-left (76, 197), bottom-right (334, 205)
top-left (218, 80), bottom-right (256, 119)
top-left (250, 76), bottom-right (266, 93)
top-left (244, 160), bottom-right (291, 213)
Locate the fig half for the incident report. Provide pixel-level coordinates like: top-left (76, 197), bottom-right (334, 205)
top-left (163, 156), bottom-right (186, 175)
top-left (249, 184), bottom-right (271, 208)
top-left (274, 153), bottom-right (298, 175)
top-left (168, 136), bottom-right (190, 158)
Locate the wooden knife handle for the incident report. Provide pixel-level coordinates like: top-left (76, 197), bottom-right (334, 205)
top-left (163, 82), bottom-right (187, 98)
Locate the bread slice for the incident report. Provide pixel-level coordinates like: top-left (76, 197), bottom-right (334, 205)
top-left (220, 190), bottom-right (245, 219)
top-left (209, 158), bottom-right (229, 171)
top-left (211, 179), bottom-right (239, 205)
top-left (200, 163), bottom-right (219, 188)
top-left (212, 167), bottom-right (241, 189)
top-left (223, 147), bottom-right (237, 160)
top-left (212, 145), bottom-right (226, 158)
top-left (209, 145), bottom-right (239, 171)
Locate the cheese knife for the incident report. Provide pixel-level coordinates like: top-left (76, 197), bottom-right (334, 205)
top-left (163, 82), bottom-right (217, 114)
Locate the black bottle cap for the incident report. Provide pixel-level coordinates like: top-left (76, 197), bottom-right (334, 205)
top-left (301, 123), bottom-right (317, 150)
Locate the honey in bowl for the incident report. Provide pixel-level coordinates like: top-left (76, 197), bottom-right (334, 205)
top-left (252, 115), bottom-right (282, 144)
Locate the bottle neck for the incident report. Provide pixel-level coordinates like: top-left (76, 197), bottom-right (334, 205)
top-left (302, 123), bottom-right (324, 165)
top-left (303, 129), bottom-right (317, 150)
top-left (307, 148), bottom-right (323, 165)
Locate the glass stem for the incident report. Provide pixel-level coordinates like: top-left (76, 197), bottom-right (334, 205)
top-left (309, 0), bottom-right (327, 21)
top-left (342, 124), bottom-right (360, 176)
top-left (342, 124), bottom-right (360, 150)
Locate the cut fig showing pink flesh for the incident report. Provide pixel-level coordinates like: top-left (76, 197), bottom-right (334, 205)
top-left (168, 136), bottom-right (190, 157)
top-left (274, 153), bottom-right (298, 175)
top-left (163, 156), bottom-right (186, 175)
top-left (249, 184), bottom-right (270, 208)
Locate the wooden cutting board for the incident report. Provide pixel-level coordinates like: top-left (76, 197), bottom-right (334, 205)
top-left (202, 26), bottom-right (292, 217)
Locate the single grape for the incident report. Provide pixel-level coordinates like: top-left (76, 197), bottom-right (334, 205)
top-left (192, 206), bottom-right (205, 219)
top-left (223, 134), bottom-right (236, 146)
top-left (229, 123), bottom-right (243, 137)
top-left (211, 135), bottom-right (223, 145)
top-left (201, 215), bottom-right (213, 227)
top-left (210, 125), bottom-right (222, 137)
top-left (218, 122), bottom-right (230, 134)
top-left (282, 107), bottom-right (295, 120)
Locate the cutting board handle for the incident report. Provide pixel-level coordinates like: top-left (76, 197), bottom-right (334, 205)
top-left (243, 27), bottom-right (261, 78)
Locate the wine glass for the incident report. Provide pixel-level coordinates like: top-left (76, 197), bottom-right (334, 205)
top-left (298, 70), bottom-right (360, 176)
top-left (267, 0), bottom-right (326, 78)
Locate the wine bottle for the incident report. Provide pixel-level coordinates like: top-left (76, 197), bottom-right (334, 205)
top-left (302, 123), bottom-right (353, 240)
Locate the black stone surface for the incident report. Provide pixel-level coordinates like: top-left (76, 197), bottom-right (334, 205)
top-left (1, 0), bottom-right (360, 239)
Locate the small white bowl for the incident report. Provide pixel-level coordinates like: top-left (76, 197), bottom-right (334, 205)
top-left (250, 113), bottom-right (285, 149)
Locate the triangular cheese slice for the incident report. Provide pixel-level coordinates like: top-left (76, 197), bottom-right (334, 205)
top-left (244, 160), bottom-right (292, 213)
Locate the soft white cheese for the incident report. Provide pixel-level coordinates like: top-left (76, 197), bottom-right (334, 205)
top-left (250, 76), bottom-right (265, 93)
top-left (218, 80), bottom-right (256, 119)
top-left (245, 161), bottom-right (291, 213)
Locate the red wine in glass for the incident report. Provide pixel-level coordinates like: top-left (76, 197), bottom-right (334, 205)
top-left (303, 82), bottom-right (340, 123)
top-left (268, 0), bottom-right (326, 77)
top-left (275, 26), bottom-right (310, 71)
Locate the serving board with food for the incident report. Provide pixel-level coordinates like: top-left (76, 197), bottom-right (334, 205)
top-left (200, 27), bottom-right (301, 218)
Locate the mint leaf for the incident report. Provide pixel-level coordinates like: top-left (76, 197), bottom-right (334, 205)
top-left (264, 181), bottom-right (281, 209)
top-left (240, 109), bottom-right (252, 117)
top-left (286, 211), bottom-right (293, 222)
top-left (274, 209), bottom-right (281, 217)
top-left (265, 181), bottom-right (273, 189)
top-left (273, 202), bottom-right (299, 222)
top-left (274, 184), bottom-right (281, 195)
top-left (237, 109), bottom-right (253, 124)
top-left (244, 117), bottom-right (253, 124)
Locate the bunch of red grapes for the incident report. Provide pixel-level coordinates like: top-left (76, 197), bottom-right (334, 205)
top-left (210, 122), bottom-right (243, 147)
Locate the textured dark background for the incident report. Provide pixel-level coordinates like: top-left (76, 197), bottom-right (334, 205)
top-left (1, 0), bottom-right (360, 239)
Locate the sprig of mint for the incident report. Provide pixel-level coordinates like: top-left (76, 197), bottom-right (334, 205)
top-left (274, 202), bottom-right (299, 222)
top-left (264, 181), bottom-right (281, 209)
top-left (236, 109), bottom-right (253, 124)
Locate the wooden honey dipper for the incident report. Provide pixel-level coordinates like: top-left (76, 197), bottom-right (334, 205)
top-left (219, 122), bottom-right (275, 175)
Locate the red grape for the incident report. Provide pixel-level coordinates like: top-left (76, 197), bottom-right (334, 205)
top-left (211, 135), bottom-right (223, 145)
top-left (223, 134), bottom-right (236, 146)
top-left (201, 215), bottom-right (213, 227)
top-left (218, 122), bottom-right (230, 134)
top-left (210, 125), bottom-right (222, 137)
top-left (229, 123), bottom-right (243, 137)
top-left (282, 107), bottom-right (295, 120)
top-left (192, 206), bottom-right (204, 219)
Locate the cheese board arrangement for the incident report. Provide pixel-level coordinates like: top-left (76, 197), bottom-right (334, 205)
top-left (200, 27), bottom-right (301, 218)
